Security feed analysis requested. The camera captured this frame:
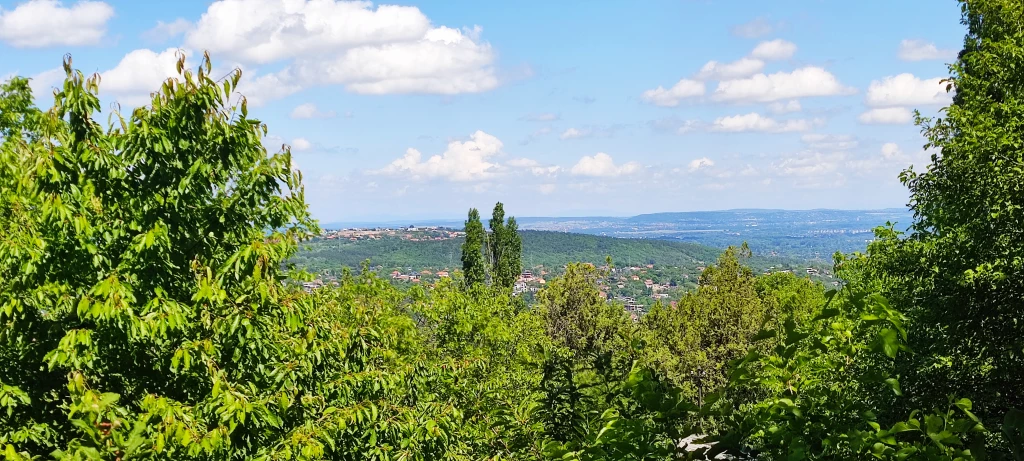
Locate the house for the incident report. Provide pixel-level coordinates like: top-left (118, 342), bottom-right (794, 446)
top-left (631, 275), bottom-right (640, 281)
top-left (644, 279), bottom-right (654, 288)
top-left (437, 271), bottom-right (449, 278)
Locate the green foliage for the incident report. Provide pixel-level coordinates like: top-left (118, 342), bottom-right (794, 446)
top-left (460, 208), bottom-right (486, 288)
top-left (641, 245), bottom-right (779, 400)
top-left (486, 203), bottom-right (523, 290)
top-left (855, 0), bottom-right (1024, 437)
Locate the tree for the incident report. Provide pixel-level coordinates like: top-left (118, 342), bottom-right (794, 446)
top-left (0, 54), bottom-right (473, 461)
top-left (642, 245), bottom-right (766, 396)
top-left (865, 0), bottom-right (1024, 427)
top-left (461, 207), bottom-right (487, 287)
top-left (486, 202), bottom-right (523, 290)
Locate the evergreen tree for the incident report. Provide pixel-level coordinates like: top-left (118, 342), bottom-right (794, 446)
top-left (487, 202), bottom-right (523, 290)
top-left (461, 208), bottom-right (487, 287)
top-left (505, 216), bottom-right (523, 286)
top-left (488, 202), bottom-right (506, 282)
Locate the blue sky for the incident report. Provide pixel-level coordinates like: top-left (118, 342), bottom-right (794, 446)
top-left (0, 0), bottom-right (964, 221)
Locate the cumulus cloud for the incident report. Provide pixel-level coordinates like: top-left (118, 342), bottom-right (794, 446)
top-left (292, 25), bottom-right (497, 95)
top-left (291, 137), bottom-right (312, 151)
top-left (750, 39), bottom-right (797, 60)
top-left (898, 39), bottom-right (957, 62)
top-left (881, 142), bottom-right (904, 160)
top-left (291, 103), bottom-right (337, 119)
top-left (767, 100), bottom-right (801, 114)
top-left (858, 107), bottom-right (914, 124)
top-left (688, 157), bottom-right (715, 172)
top-left (186, 0), bottom-right (429, 63)
top-left (711, 113), bottom-right (816, 133)
top-left (142, 18), bottom-right (191, 43)
top-left (99, 48), bottom-right (185, 106)
top-left (865, 73), bottom-right (952, 107)
top-left (570, 153), bottom-right (642, 177)
top-left (801, 133), bottom-right (858, 150)
top-left (694, 57), bottom-right (764, 81)
top-left (712, 67), bottom-right (855, 103)
top-left (731, 17), bottom-right (779, 38)
top-left (374, 130), bottom-right (504, 182)
top-left (0, 0), bottom-right (114, 48)
top-left (154, 0), bottom-right (500, 101)
top-left (28, 66), bottom-right (66, 99)
top-left (641, 78), bottom-right (705, 107)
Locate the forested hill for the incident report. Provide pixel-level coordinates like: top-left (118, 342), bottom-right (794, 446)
top-left (289, 229), bottom-right (809, 273)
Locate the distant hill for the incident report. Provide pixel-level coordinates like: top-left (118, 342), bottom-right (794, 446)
top-left (289, 229), bottom-right (813, 274)
top-left (318, 208), bottom-right (913, 260)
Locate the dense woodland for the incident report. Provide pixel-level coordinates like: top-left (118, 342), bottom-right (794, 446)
top-left (2, 1), bottom-right (1024, 459)
top-left (288, 229), bottom-right (815, 276)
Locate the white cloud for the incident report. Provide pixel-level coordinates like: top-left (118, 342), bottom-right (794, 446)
top-left (774, 151), bottom-right (845, 177)
top-left (688, 157), bottom-right (715, 172)
top-left (186, 0), bottom-right (430, 64)
top-left (898, 39), bottom-right (957, 62)
top-left (881, 142), bottom-right (904, 160)
top-left (291, 137), bottom-right (312, 151)
top-left (641, 78), bottom-right (705, 107)
top-left (175, 0), bottom-right (498, 99)
top-left (559, 125), bottom-right (620, 140)
top-left (235, 69), bottom-right (304, 106)
top-left (801, 133), bottom-right (858, 150)
top-left (374, 130), bottom-right (503, 181)
top-left (142, 18), bottom-right (191, 43)
top-left (711, 113), bottom-right (816, 133)
top-left (521, 112), bottom-right (559, 121)
top-left (560, 128), bottom-right (586, 140)
top-left (731, 17), bottom-right (778, 38)
top-left (506, 158), bottom-right (538, 168)
top-left (538, 184), bottom-right (556, 195)
top-left (99, 48), bottom-right (185, 107)
top-left (713, 67), bottom-right (855, 103)
top-left (570, 153), bottom-right (642, 177)
top-left (294, 25), bottom-right (497, 95)
top-left (865, 73), bottom-right (952, 107)
top-left (290, 103), bottom-right (337, 119)
top-left (28, 67), bottom-right (65, 100)
top-left (858, 107), bottom-right (914, 124)
top-left (0, 0), bottom-right (114, 48)
top-left (507, 157), bottom-right (562, 176)
top-left (694, 57), bottom-right (764, 81)
top-left (767, 100), bottom-right (801, 114)
top-left (750, 39), bottom-right (797, 60)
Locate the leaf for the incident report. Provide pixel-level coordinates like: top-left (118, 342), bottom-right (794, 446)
top-left (884, 378), bottom-right (903, 396)
top-left (813, 308), bottom-right (842, 321)
top-left (752, 329), bottom-right (777, 342)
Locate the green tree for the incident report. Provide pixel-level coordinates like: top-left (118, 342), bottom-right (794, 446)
top-left (864, 0), bottom-right (1024, 427)
top-left (486, 202), bottom-right (523, 290)
top-left (0, 55), bottom-right (471, 461)
top-left (461, 207), bottom-right (487, 287)
top-left (641, 245), bottom-right (766, 397)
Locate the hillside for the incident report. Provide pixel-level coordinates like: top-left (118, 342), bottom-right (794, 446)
top-left (289, 229), bottom-right (814, 274)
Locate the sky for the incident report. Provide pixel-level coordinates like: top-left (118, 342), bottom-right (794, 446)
top-left (0, 0), bottom-right (965, 221)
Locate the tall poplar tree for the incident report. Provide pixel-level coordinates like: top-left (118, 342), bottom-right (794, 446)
top-left (461, 208), bottom-right (487, 287)
top-left (487, 202), bottom-right (523, 290)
